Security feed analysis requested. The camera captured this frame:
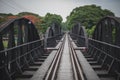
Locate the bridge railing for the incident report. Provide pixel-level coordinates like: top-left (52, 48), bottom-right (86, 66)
top-left (69, 33), bottom-right (88, 48)
top-left (45, 34), bottom-right (63, 47)
top-left (0, 39), bottom-right (44, 80)
top-left (88, 38), bottom-right (120, 79)
top-left (69, 32), bottom-right (120, 78)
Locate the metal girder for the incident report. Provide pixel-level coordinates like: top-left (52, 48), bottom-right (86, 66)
top-left (93, 16), bottom-right (120, 45)
top-left (91, 16), bottom-right (120, 58)
top-left (44, 23), bottom-right (62, 47)
top-left (0, 18), bottom-right (42, 80)
top-left (87, 16), bottom-right (120, 79)
top-left (70, 22), bottom-right (88, 48)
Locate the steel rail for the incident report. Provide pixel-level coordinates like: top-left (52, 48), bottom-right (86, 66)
top-left (44, 34), bottom-right (66, 80)
top-left (43, 34), bottom-right (85, 80)
top-left (68, 35), bottom-right (85, 80)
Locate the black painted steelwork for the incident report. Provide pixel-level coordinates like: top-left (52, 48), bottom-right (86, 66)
top-left (44, 23), bottom-right (63, 47)
top-left (87, 38), bottom-right (120, 80)
top-left (93, 16), bottom-right (120, 45)
top-left (70, 22), bottom-right (88, 48)
top-left (70, 16), bottom-right (120, 80)
top-left (91, 16), bottom-right (120, 59)
top-left (86, 16), bottom-right (120, 80)
top-left (0, 18), bottom-right (45, 80)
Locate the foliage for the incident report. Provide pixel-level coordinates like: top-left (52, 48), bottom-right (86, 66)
top-left (0, 17), bottom-right (6, 24)
top-left (0, 13), bottom-right (13, 24)
top-left (0, 13), bottom-right (13, 17)
top-left (17, 12), bottom-right (43, 33)
top-left (23, 15), bottom-right (39, 23)
top-left (66, 4), bottom-right (115, 30)
top-left (0, 12), bottom-right (63, 34)
top-left (7, 16), bottom-right (18, 19)
top-left (23, 14), bottom-right (42, 32)
top-left (86, 25), bottom-right (96, 37)
top-left (3, 41), bottom-right (8, 48)
top-left (18, 12), bottom-right (40, 18)
top-left (61, 22), bottom-right (67, 31)
top-left (41, 13), bottom-right (63, 33)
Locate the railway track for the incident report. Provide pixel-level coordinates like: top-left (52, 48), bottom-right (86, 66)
top-left (43, 33), bottom-right (85, 80)
top-left (68, 35), bottom-right (85, 80)
top-left (43, 34), bottom-right (66, 80)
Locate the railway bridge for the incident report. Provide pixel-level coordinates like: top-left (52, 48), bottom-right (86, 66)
top-left (0, 16), bottom-right (120, 80)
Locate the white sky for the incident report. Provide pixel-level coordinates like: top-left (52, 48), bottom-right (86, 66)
top-left (0, 0), bottom-right (120, 22)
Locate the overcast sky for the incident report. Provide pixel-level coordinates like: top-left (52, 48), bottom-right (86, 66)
top-left (0, 0), bottom-right (120, 22)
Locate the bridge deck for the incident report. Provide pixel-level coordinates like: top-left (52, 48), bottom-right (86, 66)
top-left (56, 34), bottom-right (73, 80)
top-left (29, 33), bottom-right (100, 80)
top-left (1, 33), bottom-right (118, 80)
top-left (1, 16), bottom-right (120, 80)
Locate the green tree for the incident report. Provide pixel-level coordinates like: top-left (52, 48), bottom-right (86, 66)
top-left (66, 5), bottom-right (114, 30)
top-left (17, 12), bottom-right (43, 33)
top-left (41, 13), bottom-right (63, 33)
top-left (0, 13), bottom-right (13, 24)
top-left (17, 12), bottom-right (41, 18)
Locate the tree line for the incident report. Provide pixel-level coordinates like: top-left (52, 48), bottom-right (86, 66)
top-left (0, 12), bottom-right (63, 34)
top-left (0, 4), bottom-right (115, 36)
top-left (66, 4), bottom-right (114, 36)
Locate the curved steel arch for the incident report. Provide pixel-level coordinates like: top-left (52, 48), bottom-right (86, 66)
top-left (0, 17), bottom-right (40, 51)
top-left (44, 27), bottom-right (54, 47)
top-left (90, 16), bottom-right (120, 60)
top-left (0, 18), bottom-right (40, 46)
top-left (44, 23), bottom-right (62, 47)
top-left (0, 18), bottom-right (42, 80)
top-left (71, 23), bottom-right (80, 35)
top-left (92, 16), bottom-right (120, 45)
top-left (86, 16), bottom-right (120, 78)
top-left (51, 23), bottom-right (61, 35)
top-left (70, 23), bottom-right (88, 48)
top-left (77, 24), bottom-right (88, 48)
